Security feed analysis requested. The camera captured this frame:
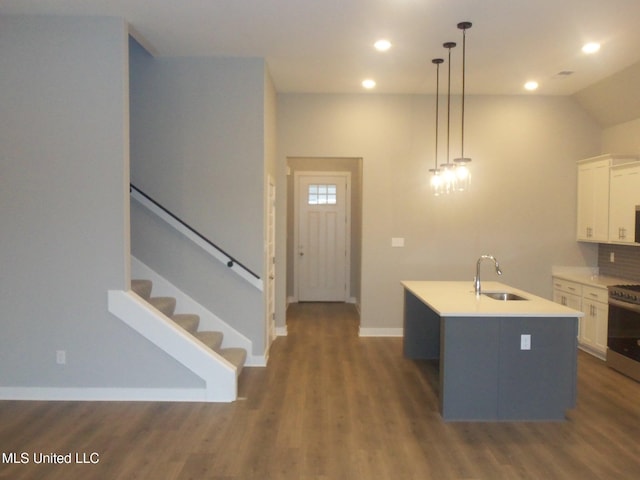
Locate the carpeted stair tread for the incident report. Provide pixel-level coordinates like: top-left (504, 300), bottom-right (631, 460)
top-left (130, 278), bottom-right (247, 381)
top-left (195, 331), bottom-right (224, 351)
top-left (149, 296), bottom-right (176, 317)
top-left (220, 348), bottom-right (247, 373)
top-left (131, 279), bottom-right (152, 300)
top-left (172, 313), bottom-right (200, 334)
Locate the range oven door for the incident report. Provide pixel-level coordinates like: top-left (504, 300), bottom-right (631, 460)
top-left (608, 298), bottom-right (640, 362)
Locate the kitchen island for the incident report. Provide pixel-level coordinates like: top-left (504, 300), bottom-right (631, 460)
top-left (402, 281), bottom-right (583, 421)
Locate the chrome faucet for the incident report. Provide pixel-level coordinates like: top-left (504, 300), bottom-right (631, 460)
top-left (474, 255), bottom-right (502, 295)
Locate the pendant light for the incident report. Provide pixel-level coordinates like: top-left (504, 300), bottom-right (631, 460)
top-left (453, 21), bottom-right (472, 191)
top-left (440, 41), bottom-right (457, 194)
top-left (429, 58), bottom-right (444, 196)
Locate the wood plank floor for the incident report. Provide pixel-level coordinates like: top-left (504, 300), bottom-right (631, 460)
top-left (1, 302), bottom-right (639, 479)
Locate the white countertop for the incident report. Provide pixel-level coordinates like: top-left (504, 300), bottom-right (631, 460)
top-left (551, 272), bottom-right (631, 289)
top-left (402, 281), bottom-right (584, 318)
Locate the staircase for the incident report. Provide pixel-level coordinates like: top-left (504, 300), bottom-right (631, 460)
top-left (131, 279), bottom-right (247, 375)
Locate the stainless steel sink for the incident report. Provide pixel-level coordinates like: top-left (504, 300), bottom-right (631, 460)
top-left (482, 292), bottom-right (528, 301)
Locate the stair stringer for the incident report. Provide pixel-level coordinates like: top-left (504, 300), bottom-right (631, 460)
top-left (131, 256), bottom-right (266, 366)
top-left (108, 290), bottom-right (237, 402)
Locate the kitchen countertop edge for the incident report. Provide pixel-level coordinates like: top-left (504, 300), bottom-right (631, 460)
top-left (402, 280), bottom-right (584, 318)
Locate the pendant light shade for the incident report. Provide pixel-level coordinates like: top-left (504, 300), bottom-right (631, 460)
top-left (453, 21), bottom-right (472, 192)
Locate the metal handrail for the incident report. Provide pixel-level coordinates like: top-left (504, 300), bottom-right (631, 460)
top-left (130, 184), bottom-right (261, 285)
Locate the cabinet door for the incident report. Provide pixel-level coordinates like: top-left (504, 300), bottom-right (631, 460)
top-left (553, 289), bottom-right (582, 338)
top-left (581, 300), bottom-right (597, 348)
top-left (577, 160), bottom-right (610, 241)
top-left (576, 165), bottom-right (593, 240)
top-left (593, 300), bottom-right (609, 355)
top-left (609, 164), bottom-right (640, 243)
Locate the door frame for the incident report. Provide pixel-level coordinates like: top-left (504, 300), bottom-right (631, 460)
top-left (265, 174), bottom-right (276, 348)
top-left (293, 171), bottom-right (351, 302)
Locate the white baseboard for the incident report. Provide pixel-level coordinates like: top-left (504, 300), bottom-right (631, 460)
top-left (0, 387), bottom-right (214, 402)
top-left (359, 327), bottom-right (404, 337)
top-left (245, 355), bottom-right (268, 367)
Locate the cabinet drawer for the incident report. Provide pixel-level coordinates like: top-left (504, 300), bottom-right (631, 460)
top-left (552, 278), bottom-right (582, 295)
top-left (582, 285), bottom-right (608, 304)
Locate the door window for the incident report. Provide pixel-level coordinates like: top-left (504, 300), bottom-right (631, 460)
top-left (308, 184), bottom-right (337, 205)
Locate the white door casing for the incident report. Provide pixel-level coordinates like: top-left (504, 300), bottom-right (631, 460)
top-left (266, 175), bottom-right (276, 346)
top-left (294, 172), bottom-right (350, 302)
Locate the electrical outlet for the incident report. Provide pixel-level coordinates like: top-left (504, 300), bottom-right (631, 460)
top-left (610, 252), bottom-right (615, 263)
top-left (520, 334), bottom-right (531, 351)
top-left (56, 350), bottom-right (66, 365)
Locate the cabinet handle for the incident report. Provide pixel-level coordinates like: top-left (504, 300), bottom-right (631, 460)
top-left (617, 227), bottom-right (627, 240)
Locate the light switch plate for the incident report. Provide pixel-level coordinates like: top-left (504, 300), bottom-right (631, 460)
top-left (391, 237), bottom-right (405, 247)
top-left (520, 334), bottom-right (531, 350)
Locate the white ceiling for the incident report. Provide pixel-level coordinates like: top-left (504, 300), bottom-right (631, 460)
top-left (3, 0), bottom-right (640, 96)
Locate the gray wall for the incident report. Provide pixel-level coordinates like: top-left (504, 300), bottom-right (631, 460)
top-left (0, 16), bottom-right (201, 389)
top-left (277, 93), bottom-right (602, 331)
top-left (129, 42), bottom-right (271, 354)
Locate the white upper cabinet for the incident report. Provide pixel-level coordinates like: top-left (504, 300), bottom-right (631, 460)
top-left (609, 162), bottom-right (640, 244)
top-left (576, 154), bottom-right (639, 244)
top-left (576, 157), bottom-right (611, 242)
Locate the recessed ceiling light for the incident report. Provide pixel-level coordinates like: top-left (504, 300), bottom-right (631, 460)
top-left (524, 81), bottom-right (539, 91)
top-left (582, 42), bottom-right (600, 54)
top-left (362, 79), bottom-right (376, 89)
top-left (374, 39), bottom-right (392, 52)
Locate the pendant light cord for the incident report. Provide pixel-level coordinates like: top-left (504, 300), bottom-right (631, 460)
top-left (460, 26), bottom-right (467, 159)
top-left (446, 46), bottom-right (452, 164)
top-left (443, 42), bottom-right (456, 165)
top-left (457, 21), bottom-right (472, 162)
top-left (432, 59), bottom-right (443, 170)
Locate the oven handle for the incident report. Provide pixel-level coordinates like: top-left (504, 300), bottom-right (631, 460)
top-left (609, 297), bottom-right (640, 313)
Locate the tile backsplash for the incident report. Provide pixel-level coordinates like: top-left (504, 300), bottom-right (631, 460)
top-left (598, 244), bottom-right (640, 281)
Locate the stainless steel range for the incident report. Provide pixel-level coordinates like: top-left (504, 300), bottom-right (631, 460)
top-left (607, 284), bottom-right (640, 382)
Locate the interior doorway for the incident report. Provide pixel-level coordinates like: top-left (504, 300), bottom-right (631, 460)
top-left (286, 157), bottom-right (362, 308)
top-left (295, 172), bottom-right (350, 301)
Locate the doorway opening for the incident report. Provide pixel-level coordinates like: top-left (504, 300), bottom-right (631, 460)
top-left (286, 157), bottom-right (363, 311)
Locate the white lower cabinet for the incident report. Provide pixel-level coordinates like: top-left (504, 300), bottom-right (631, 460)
top-left (552, 277), bottom-right (608, 359)
top-left (552, 279), bottom-right (581, 309)
top-left (581, 286), bottom-right (609, 357)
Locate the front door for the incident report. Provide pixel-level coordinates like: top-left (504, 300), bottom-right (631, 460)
top-left (296, 173), bottom-right (349, 302)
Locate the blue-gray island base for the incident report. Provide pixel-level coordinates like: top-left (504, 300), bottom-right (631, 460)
top-left (403, 285), bottom-right (579, 421)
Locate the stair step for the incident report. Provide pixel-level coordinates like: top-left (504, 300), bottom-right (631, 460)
top-left (220, 348), bottom-right (247, 374)
top-left (172, 314), bottom-right (200, 334)
top-left (149, 296), bottom-right (176, 317)
top-left (131, 279), bottom-right (152, 300)
top-left (195, 331), bottom-right (223, 352)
